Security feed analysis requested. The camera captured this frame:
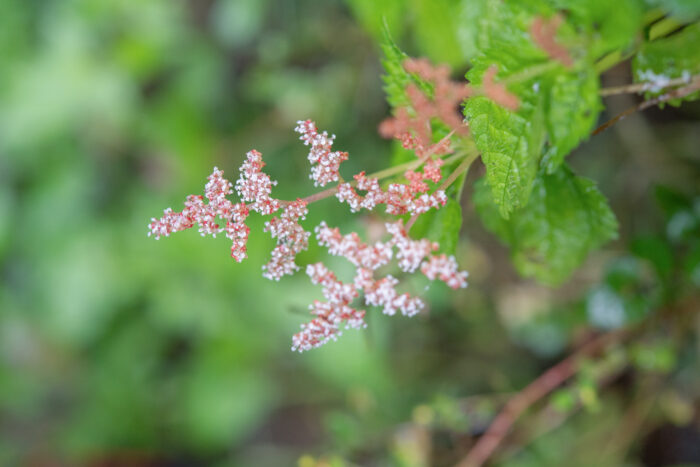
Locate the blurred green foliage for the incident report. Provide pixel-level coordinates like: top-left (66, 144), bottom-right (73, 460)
top-left (1, 0), bottom-right (699, 466)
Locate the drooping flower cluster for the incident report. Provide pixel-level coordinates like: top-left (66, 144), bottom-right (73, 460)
top-left (292, 263), bottom-right (367, 352)
top-left (263, 200), bottom-right (310, 280)
top-left (292, 219), bottom-right (468, 352)
top-left (386, 221), bottom-right (438, 273)
top-left (336, 172), bottom-right (447, 215)
top-left (316, 222), bottom-right (392, 270)
top-left (149, 113), bottom-right (470, 352)
top-left (295, 120), bottom-right (349, 187)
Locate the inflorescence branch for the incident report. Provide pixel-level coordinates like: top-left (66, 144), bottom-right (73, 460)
top-left (148, 58), bottom-right (473, 352)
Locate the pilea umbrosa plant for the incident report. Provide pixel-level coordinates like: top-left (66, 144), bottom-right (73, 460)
top-left (148, 0), bottom-right (700, 355)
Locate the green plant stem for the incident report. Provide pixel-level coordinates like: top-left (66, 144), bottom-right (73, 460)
top-left (437, 152), bottom-right (478, 193)
top-left (405, 151), bottom-right (479, 232)
top-left (280, 149), bottom-right (470, 207)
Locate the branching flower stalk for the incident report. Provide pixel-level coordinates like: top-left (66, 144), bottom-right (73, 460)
top-left (148, 59), bottom-right (473, 352)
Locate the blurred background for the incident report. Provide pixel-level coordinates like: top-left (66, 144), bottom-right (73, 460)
top-left (1, 0), bottom-right (699, 466)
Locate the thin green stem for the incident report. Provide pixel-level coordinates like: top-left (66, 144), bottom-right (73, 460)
top-left (280, 149), bottom-right (470, 207)
top-left (405, 152), bottom-right (479, 232)
top-left (437, 152), bottom-right (478, 193)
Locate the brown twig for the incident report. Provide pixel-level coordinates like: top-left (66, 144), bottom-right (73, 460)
top-left (500, 349), bottom-right (629, 463)
top-left (599, 74), bottom-right (698, 96)
top-left (593, 77), bottom-right (700, 135)
top-left (456, 328), bottom-right (628, 467)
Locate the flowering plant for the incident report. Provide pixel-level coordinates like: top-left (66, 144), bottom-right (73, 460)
top-left (148, 1), bottom-right (700, 354)
top-left (148, 58), bottom-right (472, 352)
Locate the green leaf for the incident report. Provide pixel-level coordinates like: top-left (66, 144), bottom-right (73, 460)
top-left (474, 166), bottom-right (618, 285)
top-left (464, 91), bottom-right (545, 218)
top-left (541, 68), bottom-right (601, 172)
top-left (379, 25), bottom-right (434, 110)
top-left (466, 60), bottom-right (601, 180)
top-left (467, 0), bottom-right (553, 70)
top-left (462, 0), bottom-right (604, 210)
top-left (633, 23), bottom-right (700, 104)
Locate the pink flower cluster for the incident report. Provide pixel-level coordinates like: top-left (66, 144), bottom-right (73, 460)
top-left (263, 200), bottom-right (310, 280)
top-left (379, 58), bottom-right (471, 155)
top-left (235, 150), bottom-right (281, 215)
top-left (295, 120), bottom-right (349, 187)
top-left (421, 254), bottom-right (470, 290)
top-left (292, 263), bottom-right (366, 352)
top-left (336, 164), bottom-right (448, 216)
top-left (149, 117), bottom-right (469, 353)
top-left (148, 168), bottom-right (252, 262)
top-left (292, 220), bottom-right (468, 351)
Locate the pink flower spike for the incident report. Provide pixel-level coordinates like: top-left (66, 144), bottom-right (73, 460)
top-left (336, 172), bottom-right (386, 212)
top-left (262, 200), bottom-right (310, 280)
top-left (315, 222), bottom-right (393, 271)
top-left (409, 190), bottom-right (448, 215)
top-left (147, 167), bottom-right (244, 243)
top-left (205, 167), bottom-right (234, 206)
top-left (423, 159), bottom-right (444, 183)
top-left (295, 120), bottom-right (348, 187)
top-left (292, 262), bottom-right (366, 352)
top-left (386, 221), bottom-right (438, 273)
top-left (421, 254), bottom-right (469, 289)
top-left (235, 150), bottom-right (280, 215)
top-left (360, 273), bottom-right (425, 317)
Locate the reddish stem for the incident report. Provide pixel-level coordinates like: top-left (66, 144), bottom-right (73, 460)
top-left (456, 328), bottom-right (628, 467)
top-left (593, 77), bottom-right (700, 135)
